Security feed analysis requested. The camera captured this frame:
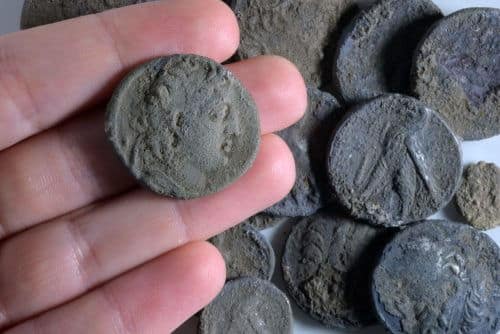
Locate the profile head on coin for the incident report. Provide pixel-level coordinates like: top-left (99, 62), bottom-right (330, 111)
top-left (106, 55), bottom-right (260, 199)
top-left (372, 220), bottom-right (500, 334)
top-left (327, 94), bottom-right (462, 226)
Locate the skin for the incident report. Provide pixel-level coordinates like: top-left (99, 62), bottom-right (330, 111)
top-left (0, 0), bottom-right (307, 333)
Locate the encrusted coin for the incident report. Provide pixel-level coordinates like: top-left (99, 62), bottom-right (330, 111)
top-left (106, 55), bottom-right (260, 199)
top-left (199, 277), bottom-right (293, 334)
top-left (373, 220), bottom-right (500, 334)
top-left (209, 224), bottom-right (275, 281)
top-left (21, 0), bottom-right (150, 29)
top-left (265, 87), bottom-right (343, 217)
top-left (455, 162), bottom-right (500, 230)
top-left (327, 94), bottom-right (462, 227)
top-left (231, 0), bottom-right (354, 87)
top-left (245, 213), bottom-right (288, 230)
top-left (334, 0), bottom-right (442, 104)
top-left (282, 211), bottom-right (394, 328)
top-left (412, 8), bottom-right (500, 140)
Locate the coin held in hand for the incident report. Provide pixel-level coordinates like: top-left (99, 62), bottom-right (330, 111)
top-left (106, 54), bottom-right (260, 199)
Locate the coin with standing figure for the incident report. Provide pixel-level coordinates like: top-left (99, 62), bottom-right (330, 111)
top-left (327, 94), bottom-right (462, 226)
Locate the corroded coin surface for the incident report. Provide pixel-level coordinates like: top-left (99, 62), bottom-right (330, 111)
top-left (335, 0), bottom-right (442, 103)
top-left (245, 213), bottom-right (288, 230)
top-left (282, 212), bottom-right (394, 328)
top-left (199, 277), bottom-right (293, 334)
top-left (210, 224), bottom-right (275, 281)
top-left (106, 55), bottom-right (260, 199)
top-left (373, 220), bottom-right (500, 334)
top-left (265, 87), bottom-right (343, 217)
top-left (327, 94), bottom-right (462, 226)
top-left (455, 162), bottom-right (500, 230)
top-left (21, 0), bottom-right (151, 28)
top-left (413, 7), bottom-right (500, 140)
top-left (231, 0), bottom-right (354, 87)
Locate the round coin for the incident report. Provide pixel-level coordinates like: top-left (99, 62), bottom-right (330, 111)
top-left (106, 55), bottom-right (260, 199)
top-left (282, 211), bottom-right (394, 328)
top-left (199, 277), bottom-right (293, 334)
top-left (231, 0), bottom-right (354, 87)
top-left (265, 87), bottom-right (343, 217)
top-left (21, 0), bottom-right (150, 29)
top-left (372, 220), bottom-right (500, 334)
top-left (455, 162), bottom-right (500, 230)
top-left (412, 8), bottom-right (500, 140)
top-left (327, 94), bottom-right (462, 227)
top-left (209, 224), bottom-right (275, 281)
top-left (334, 0), bottom-right (442, 104)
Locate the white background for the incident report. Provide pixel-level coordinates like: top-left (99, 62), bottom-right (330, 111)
top-left (0, 1), bottom-right (499, 333)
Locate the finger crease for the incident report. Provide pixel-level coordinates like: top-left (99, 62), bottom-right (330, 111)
top-left (100, 286), bottom-right (135, 334)
top-left (170, 202), bottom-right (191, 248)
top-left (0, 45), bottom-right (42, 144)
top-left (65, 219), bottom-right (100, 290)
top-left (93, 14), bottom-right (126, 71)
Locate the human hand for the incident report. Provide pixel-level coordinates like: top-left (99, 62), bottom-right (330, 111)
top-left (0, 0), bottom-right (307, 332)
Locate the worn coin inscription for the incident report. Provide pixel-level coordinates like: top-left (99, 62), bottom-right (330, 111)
top-left (106, 55), bottom-right (260, 199)
top-left (231, 0), bottom-right (354, 87)
top-left (199, 277), bottom-right (293, 334)
top-left (265, 87), bottom-right (342, 217)
top-left (21, 0), bottom-right (150, 28)
top-left (373, 220), bottom-right (500, 334)
top-left (210, 224), bottom-right (275, 281)
top-left (455, 162), bottom-right (500, 230)
top-left (413, 8), bottom-right (500, 140)
top-left (282, 212), bottom-right (394, 328)
top-left (335, 0), bottom-right (442, 103)
top-left (328, 94), bottom-right (462, 226)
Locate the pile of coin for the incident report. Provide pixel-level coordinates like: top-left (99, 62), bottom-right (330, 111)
top-left (205, 1), bottom-right (500, 333)
top-left (21, 0), bottom-right (500, 333)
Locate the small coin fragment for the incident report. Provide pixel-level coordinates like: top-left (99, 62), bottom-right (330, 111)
top-left (231, 0), bottom-right (354, 87)
top-left (455, 162), bottom-right (500, 230)
top-left (245, 213), bottom-right (288, 230)
top-left (372, 220), bottom-right (500, 334)
top-left (265, 87), bottom-right (343, 217)
top-left (327, 94), bottom-right (462, 227)
top-left (209, 224), bottom-right (275, 281)
top-left (199, 277), bottom-right (293, 334)
top-left (335, 0), bottom-right (442, 103)
top-left (282, 212), bottom-right (393, 328)
top-left (106, 55), bottom-right (260, 199)
top-left (412, 8), bottom-right (500, 140)
top-left (21, 0), bottom-right (151, 29)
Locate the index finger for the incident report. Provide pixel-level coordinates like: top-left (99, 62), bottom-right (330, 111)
top-left (0, 0), bottom-right (239, 150)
